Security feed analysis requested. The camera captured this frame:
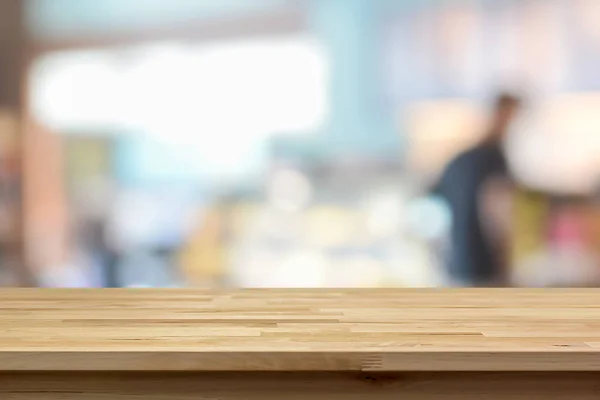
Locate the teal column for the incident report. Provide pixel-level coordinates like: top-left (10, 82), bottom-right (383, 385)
top-left (311, 0), bottom-right (400, 158)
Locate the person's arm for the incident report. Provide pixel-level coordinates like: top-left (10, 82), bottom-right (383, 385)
top-left (479, 176), bottom-right (514, 286)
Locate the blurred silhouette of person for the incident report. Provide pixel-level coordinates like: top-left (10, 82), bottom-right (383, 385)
top-left (434, 92), bottom-right (522, 286)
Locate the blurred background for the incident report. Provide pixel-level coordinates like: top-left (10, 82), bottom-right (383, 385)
top-left (1, 0), bottom-right (600, 288)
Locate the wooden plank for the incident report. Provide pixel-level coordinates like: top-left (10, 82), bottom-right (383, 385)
top-left (1, 372), bottom-right (599, 399)
top-left (2, 289), bottom-right (600, 371)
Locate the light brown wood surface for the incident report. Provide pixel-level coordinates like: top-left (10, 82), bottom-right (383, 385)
top-left (2, 289), bottom-right (600, 371)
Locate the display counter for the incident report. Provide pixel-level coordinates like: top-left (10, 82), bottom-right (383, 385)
top-left (1, 289), bottom-right (599, 399)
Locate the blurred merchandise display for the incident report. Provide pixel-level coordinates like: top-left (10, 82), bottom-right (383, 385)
top-left (511, 188), bottom-right (600, 287)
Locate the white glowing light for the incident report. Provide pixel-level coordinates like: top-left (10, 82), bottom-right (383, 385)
top-left (268, 169), bottom-right (313, 212)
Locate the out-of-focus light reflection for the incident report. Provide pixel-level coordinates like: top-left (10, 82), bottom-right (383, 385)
top-left (32, 36), bottom-right (328, 136)
top-left (333, 256), bottom-right (384, 288)
top-left (303, 207), bottom-right (362, 247)
top-left (268, 168), bottom-right (313, 212)
top-left (272, 250), bottom-right (328, 288)
top-left (364, 192), bottom-right (403, 238)
top-left (508, 93), bottom-right (600, 194)
top-left (405, 196), bottom-right (452, 241)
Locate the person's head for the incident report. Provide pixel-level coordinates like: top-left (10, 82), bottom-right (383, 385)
top-left (488, 92), bottom-right (522, 141)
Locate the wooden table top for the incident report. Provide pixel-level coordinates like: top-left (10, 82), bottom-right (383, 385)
top-left (1, 289), bottom-right (600, 371)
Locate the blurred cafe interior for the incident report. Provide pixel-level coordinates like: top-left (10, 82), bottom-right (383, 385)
top-left (2, 0), bottom-right (600, 288)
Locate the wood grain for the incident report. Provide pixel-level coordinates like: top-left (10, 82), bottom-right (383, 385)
top-left (1, 289), bottom-right (600, 371)
top-left (1, 372), bottom-right (600, 399)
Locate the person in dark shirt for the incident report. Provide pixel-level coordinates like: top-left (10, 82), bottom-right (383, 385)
top-left (434, 93), bottom-right (522, 286)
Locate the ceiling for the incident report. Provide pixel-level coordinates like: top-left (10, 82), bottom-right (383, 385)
top-left (26, 0), bottom-right (298, 40)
